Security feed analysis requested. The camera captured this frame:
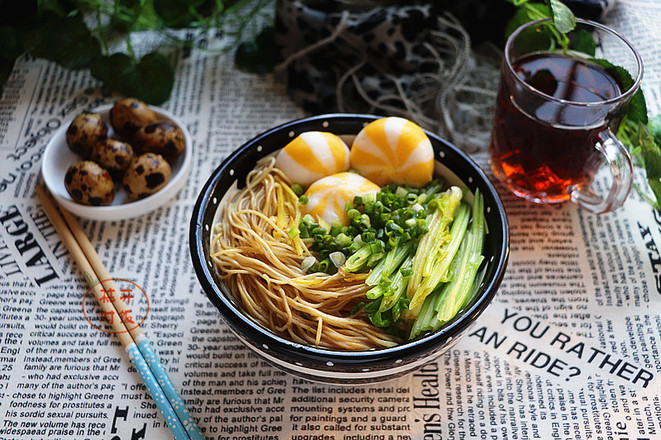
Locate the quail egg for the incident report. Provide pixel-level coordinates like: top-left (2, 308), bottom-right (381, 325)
top-left (65, 112), bottom-right (108, 158)
top-left (110, 98), bottom-right (159, 140)
top-left (122, 153), bottom-right (172, 200)
top-left (64, 161), bottom-right (115, 206)
top-left (90, 139), bottom-right (135, 180)
top-left (134, 122), bottom-right (185, 161)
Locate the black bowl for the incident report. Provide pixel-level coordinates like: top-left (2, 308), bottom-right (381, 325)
top-left (190, 114), bottom-right (509, 384)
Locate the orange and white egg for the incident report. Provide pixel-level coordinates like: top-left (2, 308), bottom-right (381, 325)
top-left (349, 117), bottom-right (434, 187)
top-left (304, 172), bottom-right (380, 226)
top-left (275, 131), bottom-right (350, 186)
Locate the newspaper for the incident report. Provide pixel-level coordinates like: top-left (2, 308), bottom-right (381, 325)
top-left (1, 2), bottom-right (661, 439)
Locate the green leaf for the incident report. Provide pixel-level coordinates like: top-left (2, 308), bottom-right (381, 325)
top-left (639, 122), bottom-right (661, 181)
top-left (626, 89), bottom-right (649, 125)
top-left (649, 114), bottom-right (661, 146)
top-left (620, 120), bottom-right (661, 208)
top-left (153, 0), bottom-right (206, 28)
top-left (592, 58), bottom-right (633, 89)
top-left (592, 58), bottom-right (647, 125)
top-left (234, 26), bottom-right (278, 74)
top-left (505, 3), bottom-right (550, 37)
top-left (648, 180), bottom-right (661, 206)
top-left (108, 0), bottom-right (149, 32)
top-left (90, 51), bottom-right (174, 105)
top-left (120, 51), bottom-right (175, 104)
top-left (0, 26), bottom-right (24, 58)
top-left (38, 0), bottom-right (76, 17)
top-left (570, 29), bottom-right (596, 55)
top-left (89, 52), bottom-right (133, 91)
top-left (26, 15), bottom-right (101, 70)
top-left (364, 297), bottom-right (392, 328)
top-left (549, 0), bottom-right (576, 34)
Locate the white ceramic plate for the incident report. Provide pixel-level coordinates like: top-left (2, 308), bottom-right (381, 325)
top-left (41, 103), bottom-right (192, 221)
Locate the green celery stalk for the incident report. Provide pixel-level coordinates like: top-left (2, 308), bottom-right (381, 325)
top-left (434, 190), bottom-right (486, 325)
top-left (344, 243), bottom-right (372, 272)
top-left (409, 230), bottom-right (467, 338)
top-left (408, 190), bottom-right (486, 339)
top-left (378, 255), bottom-right (414, 311)
top-left (408, 285), bottom-right (442, 339)
top-left (366, 240), bottom-right (416, 286)
top-left (407, 187), bottom-right (463, 294)
top-left (409, 196), bottom-right (470, 310)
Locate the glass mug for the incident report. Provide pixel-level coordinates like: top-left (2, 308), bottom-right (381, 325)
top-left (489, 18), bottom-right (643, 214)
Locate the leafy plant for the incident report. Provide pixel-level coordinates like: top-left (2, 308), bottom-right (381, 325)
top-left (0, 0), bottom-right (272, 104)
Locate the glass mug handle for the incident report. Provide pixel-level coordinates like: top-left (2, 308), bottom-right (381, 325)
top-left (570, 129), bottom-right (633, 214)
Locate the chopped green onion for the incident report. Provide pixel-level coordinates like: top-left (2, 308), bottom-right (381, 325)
top-left (370, 240), bottom-right (385, 255)
top-left (311, 227), bottom-right (326, 236)
top-left (345, 244), bottom-right (372, 272)
top-left (353, 214), bottom-right (370, 228)
top-left (329, 251), bottom-right (346, 268)
top-left (362, 192), bottom-right (377, 203)
top-left (329, 221), bottom-right (341, 236)
top-left (361, 231), bottom-right (376, 243)
top-left (388, 235), bottom-right (398, 248)
top-left (288, 226), bottom-right (300, 239)
top-left (318, 259), bottom-right (330, 272)
top-left (301, 256), bottom-right (316, 272)
top-left (334, 233), bottom-right (352, 248)
top-left (299, 195), bottom-right (309, 204)
top-left (291, 184), bottom-right (304, 196)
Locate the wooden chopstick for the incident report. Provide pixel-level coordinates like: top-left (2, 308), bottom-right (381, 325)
top-left (36, 184), bottom-right (205, 440)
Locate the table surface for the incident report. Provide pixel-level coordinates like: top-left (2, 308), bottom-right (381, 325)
top-left (1, 3), bottom-right (661, 440)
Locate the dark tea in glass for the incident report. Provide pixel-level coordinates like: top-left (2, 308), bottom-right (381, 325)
top-left (489, 19), bottom-right (642, 213)
top-left (490, 53), bottom-right (622, 202)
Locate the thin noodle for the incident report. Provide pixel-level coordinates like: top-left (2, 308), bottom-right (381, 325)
top-left (315, 318), bottom-right (323, 347)
top-left (211, 157), bottom-right (401, 350)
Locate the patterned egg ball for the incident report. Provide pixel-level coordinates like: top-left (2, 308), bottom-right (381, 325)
top-left (90, 139), bottom-right (135, 180)
top-left (350, 117), bottom-right (434, 187)
top-left (122, 153), bottom-right (171, 200)
top-left (134, 122), bottom-right (185, 161)
top-left (110, 98), bottom-right (159, 140)
top-left (304, 172), bottom-right (380, 226)
top-left (64, 160), bottom-right (115, 206)
top-left (275, 131), bottom-right (350, 186)
top-left (66, 112), bottom-right (108, 158)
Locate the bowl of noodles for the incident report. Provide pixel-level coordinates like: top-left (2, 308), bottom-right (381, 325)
top-left (190, 114), bottom-right (509, 384)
